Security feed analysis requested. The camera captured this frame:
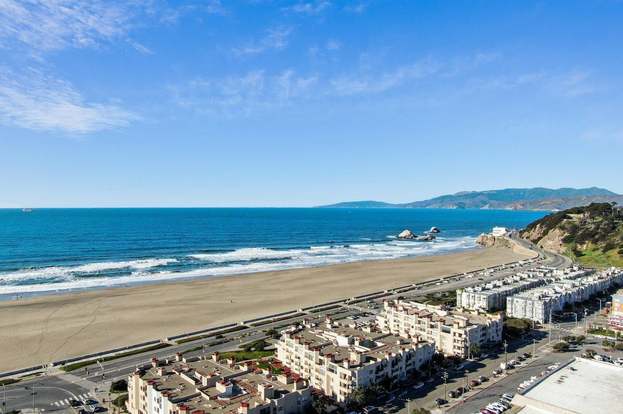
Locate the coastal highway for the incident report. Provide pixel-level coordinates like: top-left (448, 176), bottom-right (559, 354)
top-left (2, 238), bottom-right (568, 412)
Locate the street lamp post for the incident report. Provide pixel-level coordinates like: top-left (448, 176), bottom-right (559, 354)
top-left (1, 383), bottom-right (6, 414)
top-left (31, 384), bottom-right (36, 414)
top-left (532, 339), bottom-right (536, 360)
top-left (503, 340), bottom-right (508, 368)
top-left (442, 370), bottom-right (448, 403)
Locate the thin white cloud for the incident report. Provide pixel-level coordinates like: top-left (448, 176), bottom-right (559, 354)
top-left (158, 0), bottom-right (226, 24)
top-left (0, 68), bottom-right (135, 133)
top-left (128, 39), bottom-right (154, 55)
top-left (344, 1), bottom-right (369, 14)
top-left (171, 52), bottom-right (503, 114)
top-left (233, 26), bottom-right (293, 56)
top-left (0, 0), bottom-right (139, 51)
top-left (284, 0), bottom-right (331, 15)
top-left (470, 69), bottom-right (597, 98)
top-left (0, 1), bottom-right (226, 52)
top-left (330, 58), bottom-right (443, 96)
top-left (171, 70), bottom-right (318, 116)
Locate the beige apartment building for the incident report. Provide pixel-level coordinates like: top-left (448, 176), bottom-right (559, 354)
top-left (126, 353), bottom-right (311, 414)
top-left (276, 318), bottom-right (434, 403)
top-left (377, 300), bottom-right (503, 358)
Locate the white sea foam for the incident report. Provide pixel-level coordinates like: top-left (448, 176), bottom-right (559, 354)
top-left (0, 238), bottom-right (476, 295)
top-left (190, 248), bottom-right (299, 263)
top-left (0, 258), bottom-right (177, 283)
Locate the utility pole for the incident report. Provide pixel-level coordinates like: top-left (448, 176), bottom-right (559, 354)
top-left (548, 308), bottom-right (553, 344)
top-left (442, 370), bottom-right (448, 403)
top-left (532, 339), bottom-right (536, 360)
top-left (2, 383), bottom-right (6, 414)
top-left (504, 340), bottom-right (508, 368)
top-left (32, 384), bottom-right (36, 414)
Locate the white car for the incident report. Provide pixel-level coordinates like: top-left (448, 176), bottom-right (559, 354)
top-left (486, 404), bottom-right (505, 413)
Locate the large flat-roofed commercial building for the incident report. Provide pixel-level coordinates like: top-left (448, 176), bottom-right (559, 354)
top-left (456, 267), bottom-right (590, 311)
top-left (511, 357), bottom-right (623, 414)
top-left (376, 300), bottom-right (503, 358)
top-left (609, 289), bottom-right (623, 330)
top-left (276, 317), bottom-right (434, 403)
top-left (126, 354), bottom-right (311, 414)
top-left (506, 268), bottom-right (623, 323)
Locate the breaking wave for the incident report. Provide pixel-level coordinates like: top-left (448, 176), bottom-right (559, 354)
top-left (0, 237), bottom-right (476, 296)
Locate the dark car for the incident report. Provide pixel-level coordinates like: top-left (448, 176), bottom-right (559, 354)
top-left (448, 390), bottom-right (459, 398)
top-left (93, 407), bottom-right (108, 413)
top-left (435, 398), bottom-right (447, 406)
top-left (478, 375), bottom-right (489, 382)
top-left (523, 352), bottom-right (531, 358)
top-left (85, 399), bottom-right (98, 405)
top-left (69, 400), bottom-right (82, 407)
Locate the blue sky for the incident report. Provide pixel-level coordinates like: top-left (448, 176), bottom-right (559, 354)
top-left (0, 0), bottom-right (622, 207)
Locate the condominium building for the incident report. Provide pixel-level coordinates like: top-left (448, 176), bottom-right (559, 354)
top-left (506, 268), bottom-right (623, 323)
top-left (276, 318), bottom-right (434, 403)
top-left (376, 300), bottom-right (503, 358)
top-left (456, 266), bottom-right (591, 311)
top-left (126, 353), bottom-right (311, 414)
top-left (609, 289), bottom-right (623, 331)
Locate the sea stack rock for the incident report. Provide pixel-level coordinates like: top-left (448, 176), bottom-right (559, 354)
top-left (429, 227), bottom-right (441, 233)
top-left (398, 229), bottom-right (415, 239)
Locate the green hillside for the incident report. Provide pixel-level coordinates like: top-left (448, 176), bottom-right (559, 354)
top-left (521, 203), bottom-right (623, 267)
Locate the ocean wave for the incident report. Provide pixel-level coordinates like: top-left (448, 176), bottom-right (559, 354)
top-left (0, 258), bottom-right (177, 283)
top-left (190, 248), bottom-right (300, 263)
top-left (0, 237), bottom-right (476, 295)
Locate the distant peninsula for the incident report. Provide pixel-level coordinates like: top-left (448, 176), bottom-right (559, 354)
top-left (318, 187), bottom-right (623, 211)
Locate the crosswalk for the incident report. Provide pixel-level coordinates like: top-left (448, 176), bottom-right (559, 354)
top-left (50, 393), bottom-right (95, 407)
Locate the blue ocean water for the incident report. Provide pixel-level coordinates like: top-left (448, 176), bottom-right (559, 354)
top-left (0, 208), bottom-right (547, 296)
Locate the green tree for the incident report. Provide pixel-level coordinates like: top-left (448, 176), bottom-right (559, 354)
top-left (469, 343), bottom-right (481, 358)
top-left (110, 379), bottom-right (128, 393)
top-left (552, 342), bottom-right (570, 352)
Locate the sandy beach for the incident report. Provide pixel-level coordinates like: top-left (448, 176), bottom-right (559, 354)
top-left (0, 246), bottom-right (534, 372)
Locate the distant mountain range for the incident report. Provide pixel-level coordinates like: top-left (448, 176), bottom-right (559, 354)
top-left (319, 187), bottom-right (623, 211)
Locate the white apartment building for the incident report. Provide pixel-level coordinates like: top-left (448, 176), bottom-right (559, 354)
top-left (376, 300), bottom-right (503, 358)
top-left (456, 266), bottom-right (591, 311)
top-left (126, 353), bottom-right (311, 414)
top-left (276, 318), bottom-right (434, 403)
top-left (506, 268), bottom-right (623, 323)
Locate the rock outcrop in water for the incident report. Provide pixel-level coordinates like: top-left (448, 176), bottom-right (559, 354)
top-left (398, 229), bottom-right (415, 239)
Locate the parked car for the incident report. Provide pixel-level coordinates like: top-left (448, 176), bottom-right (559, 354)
top-left (435, 398), bottom-right (447, 406)
top-left (470, 379), bottom-right (481, 387)
top-left (478, 375), bottom-right (489, 382)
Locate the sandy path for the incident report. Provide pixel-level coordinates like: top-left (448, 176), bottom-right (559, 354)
top-left (0, 246), bottom-right (533, 372)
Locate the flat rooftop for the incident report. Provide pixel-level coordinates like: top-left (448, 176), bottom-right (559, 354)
top-left (515, 357), bottom-right (623, 414)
